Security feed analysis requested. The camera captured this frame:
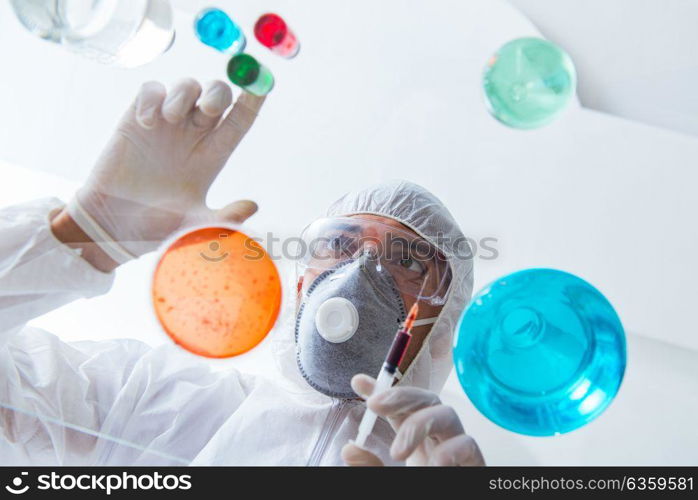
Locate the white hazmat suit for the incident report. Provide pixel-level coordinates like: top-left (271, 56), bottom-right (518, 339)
top-left (0, 180), bottom-right (473, 465)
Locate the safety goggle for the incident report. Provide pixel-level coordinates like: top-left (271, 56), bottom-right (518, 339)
top-left (297, 216), bottom-right (452, 305)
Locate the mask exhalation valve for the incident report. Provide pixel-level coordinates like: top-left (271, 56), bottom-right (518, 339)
top-left (314, 297), bottom-right (360, 343)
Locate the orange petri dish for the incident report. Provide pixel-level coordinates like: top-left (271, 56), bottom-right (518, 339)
top-left (152, 226), bottom-right (282, 358)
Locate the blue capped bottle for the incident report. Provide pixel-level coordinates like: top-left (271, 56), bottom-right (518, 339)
top-left (453, 269), bottom-right (626, 436)
top-left (194, 7), bottom-right (246, 54)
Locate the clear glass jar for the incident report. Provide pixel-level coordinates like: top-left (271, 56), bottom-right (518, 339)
top-left (10, 0), bottom-right (175, 67)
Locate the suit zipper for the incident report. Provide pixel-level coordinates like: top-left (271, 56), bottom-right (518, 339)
top-left (306, 399), bottom-right (354, 466)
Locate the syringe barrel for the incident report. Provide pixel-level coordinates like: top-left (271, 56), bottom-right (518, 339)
top-left (354, 411), bottom-right (378, 448)
top-left (385, 330), bottom-right (411, 372)
top-left (353, 367), bottom-right (395, 448)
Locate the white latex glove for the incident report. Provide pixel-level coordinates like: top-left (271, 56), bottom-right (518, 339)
top-left (67, 78), bottom-right (265, 262)
top-left (342, 374), bottom-right (485, 466)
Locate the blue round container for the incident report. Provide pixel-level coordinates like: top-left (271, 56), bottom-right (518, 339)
top-left (453, 269), bottom-right (626, 436)
top-left (194, 8), bottom-right (246, 54)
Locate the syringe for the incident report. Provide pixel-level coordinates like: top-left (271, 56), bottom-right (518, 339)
top-left (353, 302), bottom-right (419, 448)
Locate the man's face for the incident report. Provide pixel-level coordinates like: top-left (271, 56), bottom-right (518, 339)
top-left (296, 214), bottom-right (450, 373)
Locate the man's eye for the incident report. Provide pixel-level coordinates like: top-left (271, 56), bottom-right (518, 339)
top-left (327, 235), bottom-right (354, 254)
top-left (328, 237), bottom-right (342, 250)
top-left (398, 257), bottom-right (424, 274)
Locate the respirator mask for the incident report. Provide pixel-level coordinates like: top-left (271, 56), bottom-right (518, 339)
top-left (294, 216), bottom-right (450, 398)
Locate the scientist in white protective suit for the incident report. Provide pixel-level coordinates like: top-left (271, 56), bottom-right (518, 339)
top-left (0, 79), bottom-right (484, 466)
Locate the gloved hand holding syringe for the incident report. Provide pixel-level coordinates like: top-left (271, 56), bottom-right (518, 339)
top-left (353, 301), bottom-right (420, 448)
top-left (344, 276), bottom-right (485, 466)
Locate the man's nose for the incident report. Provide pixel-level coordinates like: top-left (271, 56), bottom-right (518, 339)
top-left (356, 241), bottom-right (380, 260)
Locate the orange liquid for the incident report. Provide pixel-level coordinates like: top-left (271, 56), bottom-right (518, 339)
top-left (152, 227), bottom-right (282, 358)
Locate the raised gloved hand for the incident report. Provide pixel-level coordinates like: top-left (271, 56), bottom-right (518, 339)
top-left (67, 78), bottom-right (265, 263)
top-left (342, 374), bottom-right (485, 466)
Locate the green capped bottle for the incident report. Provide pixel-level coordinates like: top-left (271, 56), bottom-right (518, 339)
top-left (227, 54), bottom-right (275, 96)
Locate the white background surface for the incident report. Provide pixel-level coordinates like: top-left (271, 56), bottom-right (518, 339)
top-left (0, 0), bottom-right (696, 465)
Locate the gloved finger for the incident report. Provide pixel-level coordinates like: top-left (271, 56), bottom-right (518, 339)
top-left (135, 81), bottom-right (166, 129)
top-left (216, 200), bottom-right (258, 224)
top-left (350, 373), bottom-right (376, 399)
top-left (192, 81), bottom-right (233, 128)
top-left (214, 92), bottom-right (265, 152)
top-left (341, 443), bottom-right (384, 466)
top-left (390, 404), bottom-right (465, 461)
top-left (367, 386), bottom-right (441, 427)
top-left (162, 78), bottom-right (203, 124)
top-left (428, 434), bottom-right (485, 466)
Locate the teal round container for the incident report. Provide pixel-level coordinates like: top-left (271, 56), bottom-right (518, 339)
top-left (453, 269), bottom-right (626, 436)
top-left (483, 38), bottom-right (577, 129)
